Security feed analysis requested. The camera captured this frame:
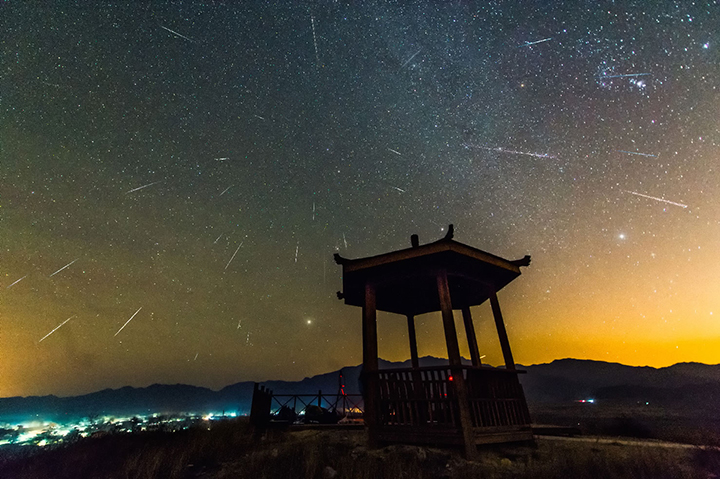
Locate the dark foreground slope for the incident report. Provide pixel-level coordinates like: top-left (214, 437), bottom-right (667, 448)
top-left (1, 418), bottom-right (718, 479)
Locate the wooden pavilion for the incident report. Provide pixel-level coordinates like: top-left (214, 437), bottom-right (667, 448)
top-left (334, 226), bottom-right (533, 458)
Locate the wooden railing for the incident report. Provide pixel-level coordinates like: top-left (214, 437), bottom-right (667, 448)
top-left (270, 392), bottom-right (364, 417)
top-left (465, 367), bottom-right (531, 427)
top-left (372, 365), bottom-right (530, 429)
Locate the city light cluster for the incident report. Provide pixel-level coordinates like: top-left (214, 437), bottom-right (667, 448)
top-left (0, 412), bottom-right (244, 448)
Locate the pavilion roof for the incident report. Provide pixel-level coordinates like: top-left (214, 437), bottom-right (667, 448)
top-left (334, 228), bottom-right (530, 315)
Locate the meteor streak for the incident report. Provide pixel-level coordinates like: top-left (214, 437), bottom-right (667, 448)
top-left (39, 315), bottom-right (76, 343)
top-left (115, 307), bottom-right (142, 337)
top-left (160, 25), bottom-right (194, 43)
top-left (598, 73), bottom-right (650, 79)
top-left (467, 144), bottom-right (556, 159)
top-left (49, 259), bottom-right (78, 277)
top-left (311, 16), bottom-right (320, 66)
top-left (225, 243), bottom-right (243, 270)
top-left (519, 38), bottom-right (552, 47)
top-left (6, 275), bottom-right (27, 289)
top-left (617, 150), bottom-right (657, 158)
top-left (126, 180), bottom-right (163, 194)
top-left (622, 190), bottom-right (688, 209)
top-left (400, 49), bottom-right (422, 68)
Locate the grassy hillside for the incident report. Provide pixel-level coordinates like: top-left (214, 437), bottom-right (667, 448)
top-left (1, 418), bottom-right (718, 479)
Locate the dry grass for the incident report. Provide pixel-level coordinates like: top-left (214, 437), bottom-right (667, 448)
top-left (1, 419), bottom-right (718, 479)
top-left (216, 431), bottom-right (719, 479)
top-left (530, 404), bottom-right (720, 447)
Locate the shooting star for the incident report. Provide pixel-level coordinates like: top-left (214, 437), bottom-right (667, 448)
top-left (126, 180), bottom-right (163, 194)
top-left (295, 243), bottom-right (299, 263)
top-left (311, 15), bottom-right (320, 66)
top-left (114, 307), bottom-right (142, 337)
top-left (401, 48), bottom-right (422, 68)
top-left (39, 315), bottom-right (76, 343)
top-left (616, 150), bottom-right (657, 158)
top-left (225, 243), bottom-right (243, 270)
top-left (467, 144), bottom-right (556, 159)
top-left (49, 258), bottom-right (78, 277)
top-left (388, 148), bottom-right (402, 156)
top-left (213, 234), bottom-right (224, 244)
top-left (254, 114), bottom-right (266, 120)
top-left (219, 185), bottom-right (233, 196)
top-left (39, 80), bottom-right (61, 88)
top-left (312, 201), bottom-right (316, 221)
top-left (215, 157), bottom-right (229, 161)
top-left (342, 233), bottom-right (348, 249)
top-left (621, 190), bottom-right (688, 209)
top-left (6, 275), bottom-right (27, 289)
top-left (237, 319), bottom-right (242, 330)
top-left (194, 353), bottom-right (199, 361)
top-left (391, 186), bottom-right (406, 193)
top-left (519, 37), bottom-right (552, 47)
top-left (598, 73), bottom-right (650, 79)
top-left (160, 25), bottom-right (194, 43)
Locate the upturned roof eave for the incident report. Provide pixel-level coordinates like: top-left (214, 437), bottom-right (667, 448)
top-left (334, 238), bottom-right (522, 275)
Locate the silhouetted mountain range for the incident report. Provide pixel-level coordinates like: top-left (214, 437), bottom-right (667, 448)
top-left (2, 358), bottom-right (719, 423)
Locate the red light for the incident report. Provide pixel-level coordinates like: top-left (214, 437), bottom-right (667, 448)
top-left (448, 375), bottom-right (454, 381)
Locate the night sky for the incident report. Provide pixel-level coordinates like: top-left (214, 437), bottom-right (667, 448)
top-left (2, 1), bottom-right (719, 398)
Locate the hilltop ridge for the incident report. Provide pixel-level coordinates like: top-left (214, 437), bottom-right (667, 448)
top-left (2, 357), bottom-right (719, 423)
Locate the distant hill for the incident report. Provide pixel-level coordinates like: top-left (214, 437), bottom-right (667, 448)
top-left (1, 358), bottom-right (718, 423)
top-left (518, 359), bottom-right (720, 408)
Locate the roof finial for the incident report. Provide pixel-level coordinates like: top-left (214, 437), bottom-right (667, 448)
top-left (411, 234), bottom-right (419, 248)
top-left (444, 224), bottom-right (454, 240)
top-left (510, 255), bottom-right (531, 267)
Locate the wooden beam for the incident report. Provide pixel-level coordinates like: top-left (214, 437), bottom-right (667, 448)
top-left (461, 307), bottom-right (482, 368)
top-left (436, 269), bottom-right (477, 460)
top-left (406, 314), bottom-right (420, 369)
top-left (490, 291), bottom-right (515, 370)
top-left (362, 282), bottom-right (379, 447)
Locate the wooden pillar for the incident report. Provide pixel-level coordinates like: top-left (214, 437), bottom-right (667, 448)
top-left (490, 291), bottom-right (515, 370)
top-left (406, 314), bottom-right (420, 369)
top-left (362, 282), bottom-right (379, 446)
top-left (436, 270), bottom-right (477, 460)
top-left (461, 307), bottom-right (482, 368)
top-left (406, 313), bottom-right (426, 426)
top-left (436, 270), bottom-right (462, 366)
